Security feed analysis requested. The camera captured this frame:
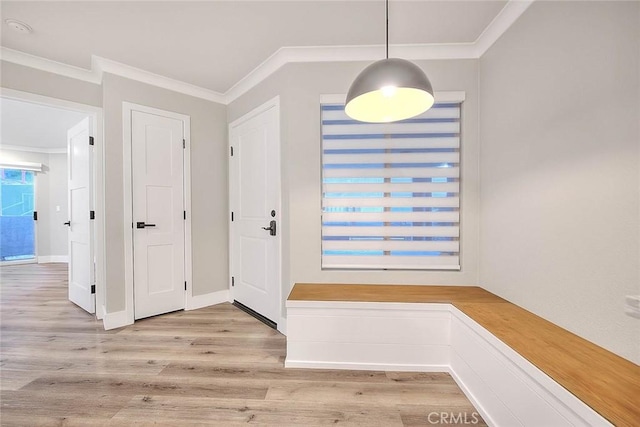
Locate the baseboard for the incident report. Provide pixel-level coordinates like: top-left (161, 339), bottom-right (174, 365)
top-left (38, 255), bottom-right (68, 263)
top-left (103, 309), bottom-right (132, 330)
top-left (284, 360), bottom-right (449, 372)
top-left (185, 289), bottom-right (230, 311)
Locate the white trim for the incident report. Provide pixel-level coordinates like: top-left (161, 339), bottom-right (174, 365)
top-left (93, 56), bottom-right (225, 103)
top-left (0, 144), bottom-right (67, 154)
top-left (0, 47), bottom-right (100, 84)
top-left (285, 360), bottom-right (449, 372)
top-left (0, 1), bottom-right (531, 105)
top-left (0, 88), bottom-right (105, 324)
top-left (185, 289), bottom-right (230, 311)
top-left (0, 88), bottom-right (102, 115)
top-left (473, 0), bottom-right (535, 57)
top-left (37, 255), bottom-right (69, 263)
top-left (103, 309), bottom-right (132, 331)
top-left (228, 96), bottom-right (282, 326)
top-left (225, 44), bottom-right (477, 103)
top-left (1, 259), bottom-right (37, 266)
top-left (183, 121), bottom-right (194, 313)
top-left (96, 304), bottom-right (106, 321)
top-left (122, 103), bottom-right (135, 325)
top-left (0, 160), bottom-right (42, 172)
top-left (228, 95), bottom-right (281, 128)
top-left (122, 102), bottom-right (192, 324)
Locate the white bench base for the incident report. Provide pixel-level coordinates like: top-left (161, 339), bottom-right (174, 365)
top-left (286, 300), bottom-right (610, 427)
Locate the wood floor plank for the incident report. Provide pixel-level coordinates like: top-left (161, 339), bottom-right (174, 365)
top-left (265, 380), bottom-right (471, 406)
top-left (0, 263), bottom-right (483, 425)
top-left (112, 395), bottom-right (405, 426)
top-left (20, 373), bottom-right (270, 400)
top-left (1, 390), bottom-right (133, 419)
top-left (159, 362), bottom-right (392, 383)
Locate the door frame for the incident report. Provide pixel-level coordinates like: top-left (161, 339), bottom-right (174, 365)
top-left (228, 96), bottom-right (283, 333)
top-left (122, 102), bottom-right (192, 325)
top-left (0, 88), bottom-right (106, 319)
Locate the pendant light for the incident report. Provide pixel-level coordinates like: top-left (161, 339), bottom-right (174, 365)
top-left (345, 0), bottom-right (434, 123)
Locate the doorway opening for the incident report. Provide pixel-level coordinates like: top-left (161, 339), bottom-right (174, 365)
top-left (0, 89), bottom-right (105, 319)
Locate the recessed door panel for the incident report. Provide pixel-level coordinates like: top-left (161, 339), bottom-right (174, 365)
top-left (240, 236), bottom-right (268, 292)
top-left (239, 129), bottom-right (268, 219)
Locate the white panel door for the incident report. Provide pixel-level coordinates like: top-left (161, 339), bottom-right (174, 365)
top-left (132, 110), bottom-right (185, 320)
top-left (230, 101), bottom-right (280, 323)
top-left (67, 117), bottom-right (95, 313)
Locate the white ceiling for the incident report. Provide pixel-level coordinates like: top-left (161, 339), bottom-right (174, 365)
top-left (1, 1), bottom-right (508, 94)
top-left (0, 98), bottom-right (89, 150)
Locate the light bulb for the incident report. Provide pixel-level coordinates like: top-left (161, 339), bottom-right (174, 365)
top-left (381, 86), bottom-right (397, 98)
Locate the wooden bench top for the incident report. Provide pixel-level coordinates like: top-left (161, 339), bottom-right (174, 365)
top-left (288, 283), bottom-right (640, 427)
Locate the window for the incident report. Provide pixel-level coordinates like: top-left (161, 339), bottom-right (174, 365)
top-left (321, 98), bottom-right (462, 270)
top-left (1, 168), bottom-right (36, 261)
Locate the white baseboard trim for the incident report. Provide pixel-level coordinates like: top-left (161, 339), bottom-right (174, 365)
top-left (38, 255), bottom-right (68, 263)
top-left (285, 360), bottom-right (449, 372)
top-left (103, 309), bottom-right (132, 330)
top-left (185, 289), bottom-right (230, 311)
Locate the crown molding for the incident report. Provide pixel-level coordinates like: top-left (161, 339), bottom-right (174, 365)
top-left (223, 42), bottom-right (478, 103)
top-left (0, 47), bottom-right (100, 84)
top-left (472, 0), bottom-right (535, 57)
top-left (92, 56), bottom-right (226, 104)
top-left (0, 0), bottom-right (533, 105)
top-left (0, 143), bottom-right (67, 154)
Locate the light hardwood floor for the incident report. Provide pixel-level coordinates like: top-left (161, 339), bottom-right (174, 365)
top-left (0, 263), bottom-right (485, 426)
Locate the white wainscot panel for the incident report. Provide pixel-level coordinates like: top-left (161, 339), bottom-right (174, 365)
top-left (286, 302), bottom-right (451, 371)
top-left (450, 309), bottom-right (611, 427)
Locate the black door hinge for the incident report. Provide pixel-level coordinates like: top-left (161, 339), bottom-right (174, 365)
top-left (91, 285), bottom-right (96, 294)
top-left (230, 146), bottom-right (234, 156)
top-left (184, 281), bottom-right (187, 291)
top-left (183, 211), bottom-right (186, 220)
top-left (33, 211), bottom-right (38, 221)
top-left (89, 136), bottom-right (94, 146)
top-left (183, 139), bottom-right (186, 149)
top-left (90, 210), bottom-right (95, 220)
top-left (232, 276), bottom-right (235, 287)
top-left (231, 212), bottom-right (234, 222)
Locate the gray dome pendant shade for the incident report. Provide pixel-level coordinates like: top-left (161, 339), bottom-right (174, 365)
top-left (345, 58), bottom-right (434, 123)
top-left (345, 0), bottom-right (434, 123)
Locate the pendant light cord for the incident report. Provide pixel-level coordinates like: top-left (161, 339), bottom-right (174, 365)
top-left (385, 0), bottom-right (389, 59)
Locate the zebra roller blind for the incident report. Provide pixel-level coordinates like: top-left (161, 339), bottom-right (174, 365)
top-left (321, 101), bottom-right (462, 270)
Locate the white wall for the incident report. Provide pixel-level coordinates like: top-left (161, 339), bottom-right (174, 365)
top-left (479, 1), bottom-right (640, 363)
top-left (229, 60), bottom-right (481, 318)
top-left (0, 148), bottom-right (69, 260)
top-left (46, 153), bottom-right (69, 257)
